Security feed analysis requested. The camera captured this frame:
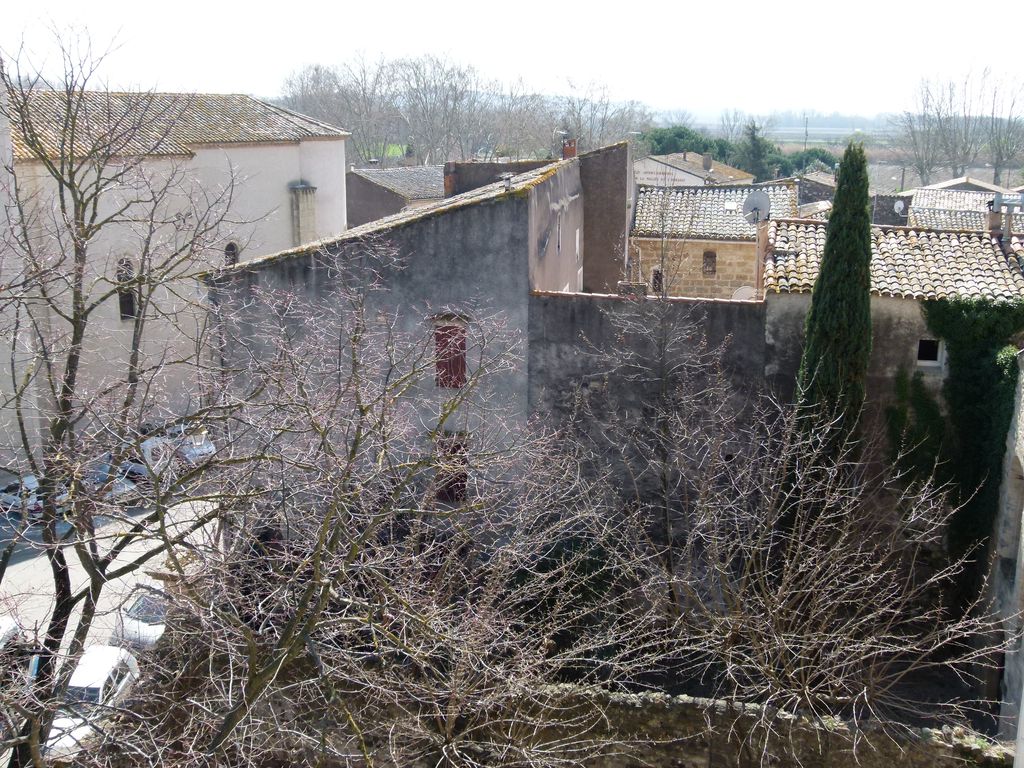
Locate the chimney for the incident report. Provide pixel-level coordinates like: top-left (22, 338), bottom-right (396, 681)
top-left (443, 162), bottom-right (458, 197)
top-left (561, 138), bottom-right (577, 159)
top-left (702, 154), bottom-right (713, 172)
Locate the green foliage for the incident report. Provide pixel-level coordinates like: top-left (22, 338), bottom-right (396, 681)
top-left (921, 299), bottom-right (1024, 558)
top-left (796, 142), bottom-right (872, 433)
top-left (731, 120), bottom-right (775, 182)
top-left (645, 125), bottom-right (728, 160)
top-left (885, 369), bottom-right (950, 481)
top-left (788, 147), bottom-right (839, 174)
top-left (642, 125), bottom-right (838, 183)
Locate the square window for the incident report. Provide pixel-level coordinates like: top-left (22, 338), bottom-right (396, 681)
top-left (435, 323), bottom-right (467, 388)
top-left (916, 339), bottom-right (943, 367)
top-left (702, 251), bottom-right (717, 275)
top-left (436, 433), bottom-right (468, 503)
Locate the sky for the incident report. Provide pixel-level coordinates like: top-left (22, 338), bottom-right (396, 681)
top-left (1, 0), bottom-right (1018, 124)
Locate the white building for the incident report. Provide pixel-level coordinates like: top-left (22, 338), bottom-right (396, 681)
top-left (0, 91), bottom-right (349, 460)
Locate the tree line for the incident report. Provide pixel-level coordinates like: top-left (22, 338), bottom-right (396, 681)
top-left (890, 72), bottom-right (1024, 186)
top-left (280, 56), bottom-right (655, 166)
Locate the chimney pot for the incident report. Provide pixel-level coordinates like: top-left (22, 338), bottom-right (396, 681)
top-left (561, 138), bottom-right (577, 159)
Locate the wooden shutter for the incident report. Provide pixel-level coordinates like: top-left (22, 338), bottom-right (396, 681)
top-left (435, 324), bottom-right (467, 388)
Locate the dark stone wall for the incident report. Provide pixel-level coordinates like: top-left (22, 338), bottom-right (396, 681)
top-left (871, 194), bottom-right (910, 226)
top-left (579, 143), bottom-right (631, 293)
top-left (443, 160), bottom-right (551, 196)
top-left (527, 292), bottom-right (767, 423)
top-left (346, 172), bottom-right (406, 227)
top-left (797, 177), bottom-right (836, 205)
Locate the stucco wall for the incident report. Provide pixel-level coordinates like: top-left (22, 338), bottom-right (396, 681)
top-left (764, 292), bottom-right (943, 412)
top-left (0, 136), bottom-right (348, 461)
top-left (630, 237), bottom-right (759, 300)
top-left (580, 143), bottom-right (631, 294)
top-left (633, 157), bottom-right (705, 187)
top-left (214, 162), bottom-right (585, 439)
top-left (191, 138), bottom-right (347, 259)
top-left (346, 171), bottom-right (406, 227)
top-left (528, 163), bottom-right (584, 293)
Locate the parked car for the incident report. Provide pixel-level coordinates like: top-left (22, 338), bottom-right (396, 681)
top-left (137, 422), bottom-right (216, 467)
top-left (45, 645), bottom-right (139, 760)
top-left (82, 456), bottom-right (139, 504)
top-left (110, 586), bottom-right (166, 651)
top-left (0, 468), bottom-right (68, 522)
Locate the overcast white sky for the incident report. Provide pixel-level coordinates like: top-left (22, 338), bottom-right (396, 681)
top-left (1, 0), bottom-right (1017, 123)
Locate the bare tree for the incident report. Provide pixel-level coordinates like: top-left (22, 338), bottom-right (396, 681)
top-left (890, 83), bottom-right (943, 186)
top-left (985, 79), bottom-right (1024, 187)
top-left (933, 73), bottom-right (988, 178)
top-left (573, 295), bottom-right (1012, 736)
top-left (559, 81), bottom-right (653, 153)
top-left (718, 108), bottom-right (746, 143)
top-left (66, 242), bottom-right (676, 767)
top-left (0, 33), bottom-right (250, 766)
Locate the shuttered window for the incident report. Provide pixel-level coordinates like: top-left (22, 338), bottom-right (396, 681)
top-left (435, 324), bottom-right (467, 388)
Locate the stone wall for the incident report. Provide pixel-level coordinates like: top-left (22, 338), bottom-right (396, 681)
top-left (443, 160), bottom-right (551, 196)
top-left (580, 143), bottom-right (631, 294)
top-left (629, 237), bottom-right (759, 300)
top-left (540, 687), bottom-right (1013, 768)
top-left (527, 291), bottom-right (767, 425)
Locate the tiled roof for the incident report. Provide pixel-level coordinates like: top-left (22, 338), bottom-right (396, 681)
top-left (908, 207), bottom-right (988, 230)
top-left (350, 166), bottom-right (444, 200)
top-left (801, 170), bottom-right (837, 188)
top-left (911, 188), bottom-right (992, 213)
top-left (10, 91), bottom-right (348, 161)
top-left (650, 153), bottom-right (755, 184)
top-left (764, 219), bottom-right (1024, 302)
top-left (632, 183), bottom-right (798, 241)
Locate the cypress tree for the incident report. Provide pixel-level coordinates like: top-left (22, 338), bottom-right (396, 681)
top-left (796, 142), bottom-right (873, 431)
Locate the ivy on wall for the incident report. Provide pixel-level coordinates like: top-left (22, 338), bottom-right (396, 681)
top-left (889, 298), bottom-right (1024, 577)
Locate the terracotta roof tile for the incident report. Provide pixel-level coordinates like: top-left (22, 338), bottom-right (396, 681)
top-left (632, 183), bottom-right (798, 241)
top-left (764, 219), bottom-right (1024, 302)
top-left (351, 166), bottom-right (444, 200)
top-left (10, 91), bottom-right (348, 161)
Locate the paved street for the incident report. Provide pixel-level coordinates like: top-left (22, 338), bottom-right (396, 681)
top-left (0, 502), bottom-right (217, 653)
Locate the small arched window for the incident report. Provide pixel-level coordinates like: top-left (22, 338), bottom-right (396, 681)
top-left (116, 258), bottom-right (137, 320)
top-left (224, 242), bottom-right (239, 266)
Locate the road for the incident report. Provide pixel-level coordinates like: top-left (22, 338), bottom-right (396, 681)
top-left (0, 501), bottom-right (218, 652)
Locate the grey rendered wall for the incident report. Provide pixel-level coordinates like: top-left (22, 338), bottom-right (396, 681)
top-left (346, 172), bottom-right (407, 227)
top-left (528, 164), bottom-right (585, 293)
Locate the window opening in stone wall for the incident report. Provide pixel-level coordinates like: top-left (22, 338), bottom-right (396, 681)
top-left (702, 251), bottom-right (717, 275)
top-left (224, 242), bottom-right (239, 266)
top-left (435, 323), bottom-right (467, 388)
top-left (436, 432), bottom-right (469, 503)
top-left (917, 339), bottom-right (943, 367)
top-left (651, 268), bottom-right (664, 294)
top-left (117, 258), bottom-right (137, 320)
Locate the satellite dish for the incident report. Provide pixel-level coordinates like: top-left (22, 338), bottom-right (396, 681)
top-left (742, 190), bottom-right (772, 224)
top-left (894, 199), bottom-right (906, 215)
